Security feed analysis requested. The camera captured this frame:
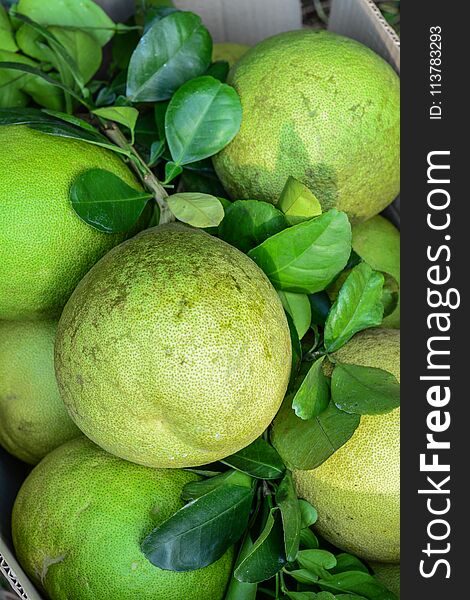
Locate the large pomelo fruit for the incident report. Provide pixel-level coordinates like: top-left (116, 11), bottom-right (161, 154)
top-left (352, 215), bottom-right (400, 328)
top-left (12, 437), bottom-right (234, 600)
top-left (213, 30), bottom-right (400, 221)
top-left (0, 320), bottom-right (80, 464)
top-left (293, 329), bottom-right (400, 562)
top-left (212, 42), bottom-right (250, 66)
top-left (0, 125), bottom-right (147, 320)
top-left (55, 224), bottom-right (291, 468)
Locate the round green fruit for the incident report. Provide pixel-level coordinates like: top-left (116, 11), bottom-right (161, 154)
top-left (0, 320), bottom-right (80, 464)
top-left (0, 125), bottom-right (146, 320)
top-left (212, 42), bottom-right (250, 66)
top-left (213, 30), bottom-right (400, 221)
top-left (55, 224), bottom-right (291, 468)
top-left (352, 215), bottom-right (400, 328)
top-left (370, 562), bottom-right (400, 596)
top-left (12, 437), bottom-right (234, 600)
top-left (293, 329), bottom-right (400, 562)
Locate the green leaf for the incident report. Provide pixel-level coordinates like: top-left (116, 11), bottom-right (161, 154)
top-left (331, 363), bottom-right (400, 416)
top-left (219, 200), bottom-right (288, 254)
top-left (206, 60), bottom-right (229, 82)
top-left (0, 5), bottom-right (18, 52)
top-left (248, 210), bottom-right (351, 294)
top-left (291, 356), bottom-right (329, 421)
top-left (181, 469), bottom-right (248, 502)
top-left (317, 571), bottom-right (397, 599)
top-left (165, 75), bottom-right (241, 165)
top-left (127, 11), bottom-right (212, 102)
top-left (155, 100), bottom-right (169, 139)
top-left (70, 168), bottom-right (152, 233)
top-left (93, 106), bottom-right (139, 142)
top-left (336, 595), bottom-right (368, 600)
top-left (163, 160), bottom-right (183, 183)
top-left (309, 292), bottom-right (331, 327)
top-left (277, 291), bottom-right (311, 340)
top-left (276, 472), bottom-right (301, 562)
top-left (278, 176), bottom-right (322, 225)
top-left (297, 549), bottom-right (337, 572)
top-left (16, 0), bottom-right (115, 46)
top-left (225, 535), bottom-right (258, 600)
top-left (299, 528), bottom-right (319, 550)
top-left (142, 475), bottom-right (254, 571)
top-left (148, 139), bottom-right (166, 166)
top-left (286, 313), bottom-right (302, 383)
top-left (299, 500), bottom-right (318, 529)
top-left (48, 26), bottom-right (102, 84)
top-left (42, 109), bottom-right (98, 132)
top-left (324, 263), bottom-right (384, 353)
top-left (286, 568), bottom-right (319, 584)
top-left (285, 591), bottom-right (317, 600)
top-left (167, 192), bottom-right (224, 228)
top-left (27, 120), bottom-right (129, 155)
top-left (234, 508), bottom-right (286, 583)
top-left (271, 399), bottom-right (360, 470)
top-left (222, 438), bottom-right (285, 480)
top-left (331, 554), bottom-right (369, 575)
top-left (0, 107), bottom-right (51, 125)
top-left (381, 272), bottom-right (399, 318)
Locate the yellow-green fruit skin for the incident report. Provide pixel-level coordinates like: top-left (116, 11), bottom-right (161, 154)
top-left (213, 30), bottom-right (400, 221)
top-left (12, 437), bottom-right (234, 600)
top-left (0, 125), bottom-right (146, 321)
top-left (352, 215), bottom-right (400, 328)
top-left (55, 224), bottom-right (291, 468)
top-left (0, 320), bottom-right (80, 464)
top-left (293, 329), bottom-right (400, 562)
top-left (212, 42), bottom-right (250, 66)
top-left (370, 562), bottom-right (400, 596)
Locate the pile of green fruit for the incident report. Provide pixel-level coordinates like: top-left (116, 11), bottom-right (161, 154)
top-left (0, 1), bottom-right (400, 599)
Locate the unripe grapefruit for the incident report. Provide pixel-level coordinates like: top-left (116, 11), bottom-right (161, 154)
top-left (293, 329), bottom-right (400, 562)
top-left (212, 43), bottom-right (250, 66)
top-left (0, 125), bottom-right (146, 320)
top-left (55, 224), bottom-right (291, 468)
top-left (213, 30), bottom-right (400, 221)
top-left (12, 437), bottom-right (234, 600)
top-left (0, 320), bottom-right (80, 464)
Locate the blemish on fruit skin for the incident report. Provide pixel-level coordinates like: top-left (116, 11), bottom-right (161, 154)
top-left (131, 562), bottom-right (139, 571)
top-left (215, 433), bottom-right (222, 440)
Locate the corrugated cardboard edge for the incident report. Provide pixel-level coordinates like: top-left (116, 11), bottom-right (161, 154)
top-left (329, 0), bottom-right (400, 73)
top-left (1, 550), bottom-right (32, 600)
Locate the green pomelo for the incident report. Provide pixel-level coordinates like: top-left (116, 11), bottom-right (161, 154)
top-left (212, 42), bottom-right (250, 66)
top-left (0, 320), bottom-right (80, 464)
top-left (370, 562), bottom-right (400, 596)
top-left (293, 329), bottom-right (400, 562)
top-left (12, 437), bottom-right (233, 600)
top-left (352, 215), bottom-right (400, 328)
top-left (55, 224), bottom-right (291, 468)
top-left (0, 125), bottom-right (147, 320)
top-left (213, 30), bottom-right (400, 221)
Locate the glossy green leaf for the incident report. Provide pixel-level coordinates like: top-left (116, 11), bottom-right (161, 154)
top-left (93, 106), bottom-right (139, 141)
top-left (248, 210), bottom-right (351, 294)
top-left (127, 11), bottom-right (212, 102)
top-left (381, 272), bottom-right (399, 318)
top-left (299, 528), bottom-right (319, 550)
top-left (271, 398), bottom-right (360, 470)
top-left (0, 107), bottom-right (53, 125)
top-left (285, 591), bottom-right (317, 600)
top-left (16, 0), bottom-right (115, 46)
top-left (309, 292), bottom-right (331, 326)
top-left (0, 5), bottom-right (18, 52)
top-left (324, 263), bottom-right (384, 353)
top-left (291, 356), bottom-right (329, 421)
top-left (278, 176), bottom-right (322, 225)
top-left (287, 568), bottom-right (319, 584)
top-left (165, 75), bottom-right (241, 165)
top-left (181, 470), bottom-right (248, 502)
top-left (278, 291), bottom-right (311, 340)
top-left (276, 472), bottom-right (301, 562)
top-left (206, 59), bottom-right (229, 82)
top-left (142, 474), bottom-right (254, 571)
top-left (70, 168), bottom-right (152, 233)
top-left (219, 200), bottom-right (288, 254)
top-left (331, 363), bottom-right (400, 415)
top-left (42, 109), bottom-right (99, 132)
top-left (317, 570), bottom-right (397, 599)
top-left (222, 438), bottom-right (285, 480)
top-left (286, 313), bottom-right (302, 383)
top-left (331, 554), bottom-right (369, 575)
top-left (297, 549), bottom-right (337, 574)
top-left (225, 535), bottom-right (258, 600)
top-left (163, 160), bottom-right (183, 183)
top-left (148, 139), bottom-right (166, 166)
top-left (234, 508), bottom-right (286, 583)
top-left (49, 26), bottom-right (101, 83)
top-left (167, 192), bottom-right (224, 228)
top-left (299, 500), bottom-right (318, 529)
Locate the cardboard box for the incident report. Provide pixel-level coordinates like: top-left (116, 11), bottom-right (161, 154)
top-left (0, 1), bottom-right (400, 597)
